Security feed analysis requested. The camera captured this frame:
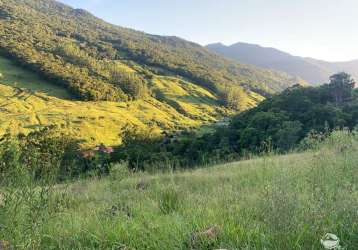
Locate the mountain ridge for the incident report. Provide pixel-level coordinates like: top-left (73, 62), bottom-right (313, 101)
top-left (0, 0), bottom-right (303, 111)
top-left (207, 42), bottom-right (358, 85)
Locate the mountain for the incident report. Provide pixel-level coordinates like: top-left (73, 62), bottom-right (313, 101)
top-left (207, 42), bottom-right (358, 85)
top-left (0, 0), bottom-right (304, 145)
top-left (0, 0), bottom-right (300, 108)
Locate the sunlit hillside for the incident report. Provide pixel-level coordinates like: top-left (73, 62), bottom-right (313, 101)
top-left (0, 55), bottom-right (237, 146)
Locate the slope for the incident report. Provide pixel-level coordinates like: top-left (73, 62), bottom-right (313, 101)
top-left (0, 54), bottom-right (231, 146)
top-left (2, 131), bottom-right (358, 249)
top-left (0, 0), bottom-right (300, 111)
top-left (207, 42), bottom-right (358, 85)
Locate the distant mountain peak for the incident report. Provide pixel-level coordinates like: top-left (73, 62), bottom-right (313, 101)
top-left (206, 41), bottom-right (358, 85)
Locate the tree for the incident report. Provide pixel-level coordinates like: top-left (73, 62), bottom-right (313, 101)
top-left (274, 121), bottom-right (303, 151)
top-left (328, 72), bottom-right (355, 105)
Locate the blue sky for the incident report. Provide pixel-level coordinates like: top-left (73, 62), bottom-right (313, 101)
top-left (59, 0), bottom-right (358, 61)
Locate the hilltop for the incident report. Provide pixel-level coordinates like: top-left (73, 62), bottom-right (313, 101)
top-left (207, 42), bottom-right (358, 85)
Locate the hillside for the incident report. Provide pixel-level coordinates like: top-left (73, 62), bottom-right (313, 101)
top-left (207, 42), bottom-right (358, 85)
top-left (0, 54), bottom-right (232, 146)
top-left (112, 72), bottom-right (358, 169)
top-left (2, 131), bottom-right (358, 249)
top-left (0, 0), bottom-right (300, 113)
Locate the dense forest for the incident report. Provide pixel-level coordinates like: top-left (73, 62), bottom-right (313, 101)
top-left (113, 72), bottom-right (358, 169)
top-left (0, 0), bottom-right (302, 109)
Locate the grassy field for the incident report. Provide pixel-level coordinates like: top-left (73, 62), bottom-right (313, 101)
top-left (1, 131), bottom-right (358, 249)
top-left (0, 55), bottom-right (236, 146)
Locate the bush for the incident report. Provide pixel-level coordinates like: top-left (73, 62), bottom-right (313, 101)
top-left (0, 127), bottom-right (107, 181)
top-left (109, 162), bottom-right (130, 182)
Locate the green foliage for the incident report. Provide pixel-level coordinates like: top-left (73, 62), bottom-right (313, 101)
top-left (111, 71), bottom-right (149, 100)
top-left (113, 73), bottom-right (358, 169)
top-left (325, 72), bottom-right (355, 104)
top-left (0, 127), bottom-right (82, 180)
top-left (0, 0), bottom-right (298, 107)
top-left (0, 166), bottom-right (75, 248)
top-left (108, 162), bottom-right (131, 182)
top-left (229, 73), bottom-right (356, 152)
top-left (0, 127), bottom-right (114, 181)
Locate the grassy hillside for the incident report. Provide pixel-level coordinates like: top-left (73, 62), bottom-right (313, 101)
top-left (0, 0), bottom-right (300, 110)
top-left (0, 55), bottom-right (233, 146)
top-left (1, 131), bottom-right (358, 249)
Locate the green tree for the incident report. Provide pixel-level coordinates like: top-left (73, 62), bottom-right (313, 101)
top-left (328, 72), bottom-right (355, 105)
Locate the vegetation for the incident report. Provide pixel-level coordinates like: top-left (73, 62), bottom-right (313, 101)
top-left (0, 0), bottom-right (300, 109)
top-left (0, 55), bottom-right (72, 99)
top-left (114, 72), bottom-right (358, 169)
top-left (0, 53), bottom-right (233, 146)
top-left (1, 130), bottom-right (358, 249)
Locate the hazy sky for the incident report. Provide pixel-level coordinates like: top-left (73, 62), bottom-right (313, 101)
top-left (59, 0), bottom-right (358, 62)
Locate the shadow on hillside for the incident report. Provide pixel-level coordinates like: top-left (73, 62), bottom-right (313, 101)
top-left (0, 55), bottom-right (74, 100)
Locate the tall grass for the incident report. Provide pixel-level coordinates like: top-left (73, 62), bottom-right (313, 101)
top-left (1, 130), bottom-right (358, 249)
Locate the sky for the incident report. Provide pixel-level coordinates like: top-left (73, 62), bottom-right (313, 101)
top-left (58, 0), bottom-right (358, 62)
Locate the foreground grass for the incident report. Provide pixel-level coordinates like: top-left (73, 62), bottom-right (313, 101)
top-left (1, 131), bottom-right (358, 249)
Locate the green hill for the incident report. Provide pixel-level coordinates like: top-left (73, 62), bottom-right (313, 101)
top-left (0, 0), bottom-right (299, 105)
top-left (0, 54), bottom-right (233, 146)
top-left (111, 73), bottom-right (358, 169)
top-left (0, 0), bottom-right (303, 144)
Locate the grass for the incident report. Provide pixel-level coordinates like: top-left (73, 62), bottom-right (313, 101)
top-left (0, 56), bottom-right (72, 99)
top-left (0, 83), bottom-right (202, 146)
top-left (0, 55), bottom-right (234, 146)
top-left (1, 131), bottom-right (358, 249)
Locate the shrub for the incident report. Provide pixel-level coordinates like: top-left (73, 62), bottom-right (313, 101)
top-left (109, 162), bottom-right (130, 182)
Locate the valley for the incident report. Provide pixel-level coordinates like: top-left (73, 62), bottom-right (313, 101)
top-left (1, 1), bottom-right (358, 249)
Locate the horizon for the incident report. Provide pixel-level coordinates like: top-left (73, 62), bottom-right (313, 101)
top-left (58, 0), bottom-right (358, 62)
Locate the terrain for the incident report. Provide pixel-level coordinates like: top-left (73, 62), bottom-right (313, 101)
top-left (0, 54), bottom-right (231, 146)
top-left (0, 0), bottom-right (305, 145)
top-left (114, 72), bottom-right (358, 170)
top-left (1, 1), bottom-right (358, 249)
top-left (207, 42), bottom-right (358, 85)
top-left (1, 131), bottom-right (358, 249)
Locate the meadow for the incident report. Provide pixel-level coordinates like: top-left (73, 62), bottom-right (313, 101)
top-left (1, 130), bottom-right (358, 249)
